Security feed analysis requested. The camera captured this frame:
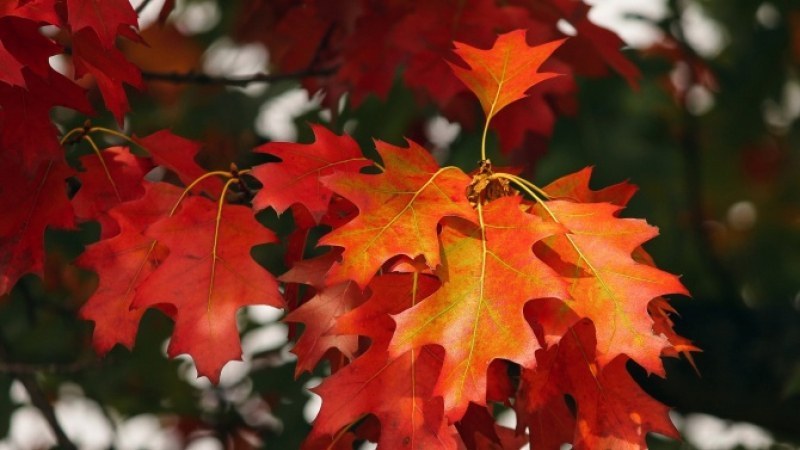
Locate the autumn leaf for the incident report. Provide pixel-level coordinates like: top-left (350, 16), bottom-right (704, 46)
top-left (320, 139), bottom-right (475, 288)
top-left (307, 273), bottom-right (459, 449)
top-left (533, 199), bottom-right (688, 375)
top-left (649, 297), bottom-right (700, 368)
top-left (390, 196), bottom-right (567, 421)
top-left (0, 40), bottom-right (24, 86)
top-left (0, 69), bottom-right (92, 170)
top-left (281, 252), bottom-right (364, 375)
top-left (76, 182), bottom-right (180, 354)
top-left (449, 29), bottom-right (564, 122)
top-left (72, 146), bottom-right (153, 237)
top-left (517, 319), bottom-right (679, 450)
top-left (458, 404), bottom-right (529, 450)
top-left (543, 0), bottom-right (640, 87)
top-left (538, 167), bottom-right (697, 367)
top-left (542, 166), bottom-right (637, 205)
top-left (133, 129), bottom-right (223, 196)
top-left (134, 196), bottom-right (284, 382)
top-left (65, 0), bottom-right (139, 48)
top-left (0, 4), bottom-right (62, 83)
top-left (0, 158), bottom-right (76, 296)
top-left (252, 124), bottom-right (371, 222)
top-left (71, 28), bottom-right (143, 123)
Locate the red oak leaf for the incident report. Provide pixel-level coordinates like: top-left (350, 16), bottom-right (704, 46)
top-left (72, 146), bottom-right (153, 237)
top-left (134, 196), bottom-right (284, 382)
top-left (320, 139), bottom-right (475, 288)
top-left (0, 69), bottom-right (91, 169)
top-left (390, 196), bottom-right (567, 422)
top-left (252, 124), bottom-right (371, 222)
top-left (449, 29), bottom-right (564, 122)
top-left (281, 252), bottom-right (364, 375)
top-left (76, 182), bottom-right (181, 354)
top-left (649, 297), bottom-right (700, 369)
top-left (517, 319), bottom-right (679, 450)
top-left (534, 200), bottom-right (688, 376)
top-left (390, 0), bottom-right (532, 110)
top-left (458, 403), bottom-right (529, 450)
top-left (0, 6), bottom-right (61, 82)
top-left (71, 29), bottom-right (143, 123)
top-left (133, 130), bottom-right (223, 196)
top-left (542, 166), bottom-right (637, 206)
top-left (307, 273), bottom-right (459, 449)
top-left (0, 40), bottom-right (24, 86)
top-left (0, 158), bottom-right (76, 296)
top-left (65, 0), bottom-right (139, 48)
top-left (543, 0), bottom-right (640, 87)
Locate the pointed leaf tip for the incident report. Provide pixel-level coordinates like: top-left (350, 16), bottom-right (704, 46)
top-left (449, 29), bottom-right (566, 120)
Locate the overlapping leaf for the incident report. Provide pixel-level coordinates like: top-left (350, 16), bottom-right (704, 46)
top-left (0, 158), bottom-right (76, 296)
top-left (308, 274), bottom-right (459, 449)
top-left (71, 29), bottom-right (143, 123)
top-left (0, 69), bottom-right (91, 169)
top-left (320, 139), bottom-right (475, 288)
top-left (134, 196), bottom-right (284, 382)
top-left (65, 0), bottom-right (139, 48)
top-left (281, 252), bottom-right (364, 375)
top-left (133, 130), bottom-right (223, 196)
top-left (390, 196), bottom-right (567, 421)
top-left (540, 168), bottom-right (697, 366)
top-left (77, 182), bottom-right (180, 354)
top-left (517, 320), bottom-right (679, 449)
top-left (252, 124), bottom-right (371, 222)
top-left (534, 200), bottom-right (688, 375)
top-left (72, 146), bottom-right (153, 237)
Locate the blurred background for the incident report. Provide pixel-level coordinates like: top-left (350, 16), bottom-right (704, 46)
top-left (1, 0), bottom-right (799, 448)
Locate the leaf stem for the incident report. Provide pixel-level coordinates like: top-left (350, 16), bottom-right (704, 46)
top-left (89, 126), bottom-right (142, 148)
top-left (59, 127), bottom-right (85, 146)
top-left (207, 177), bottom-right (238, 315)
top-left (480, 117), bottom-right (491, 162)
top-left (169, 171), bottom-right (234, 216)
top-left (479, 53), bottom-right (508, 161)
top-left (83, 135), bottom-right (123, 202)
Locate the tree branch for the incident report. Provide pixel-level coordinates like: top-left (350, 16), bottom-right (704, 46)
top-left (0, 335), bottom-right (75, 449)
top-left (140, 67), bottom-right (337, 87)
top-left (134, 0), bottom-right (155, 15)
top-left (0, 359), bottom-right (96, 375)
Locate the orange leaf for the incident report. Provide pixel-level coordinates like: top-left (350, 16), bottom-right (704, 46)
top-left (320, 139), bottom-right (475, 288)
top-left (390, 196), bottom-right (567, 421)
top-left (449, 29), bottom-right (564, 121)
top-left (535, 200), bottom-right (688, 376)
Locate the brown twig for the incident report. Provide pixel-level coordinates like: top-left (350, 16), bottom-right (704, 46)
top-left (134, 0), bottom-right (155, 15)
top-left (0, 334), bottom-right (76, 449)
top-left (0, 359), bottom-right (96, 375)
top-left (140, 66), bottom-right (337, 87)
